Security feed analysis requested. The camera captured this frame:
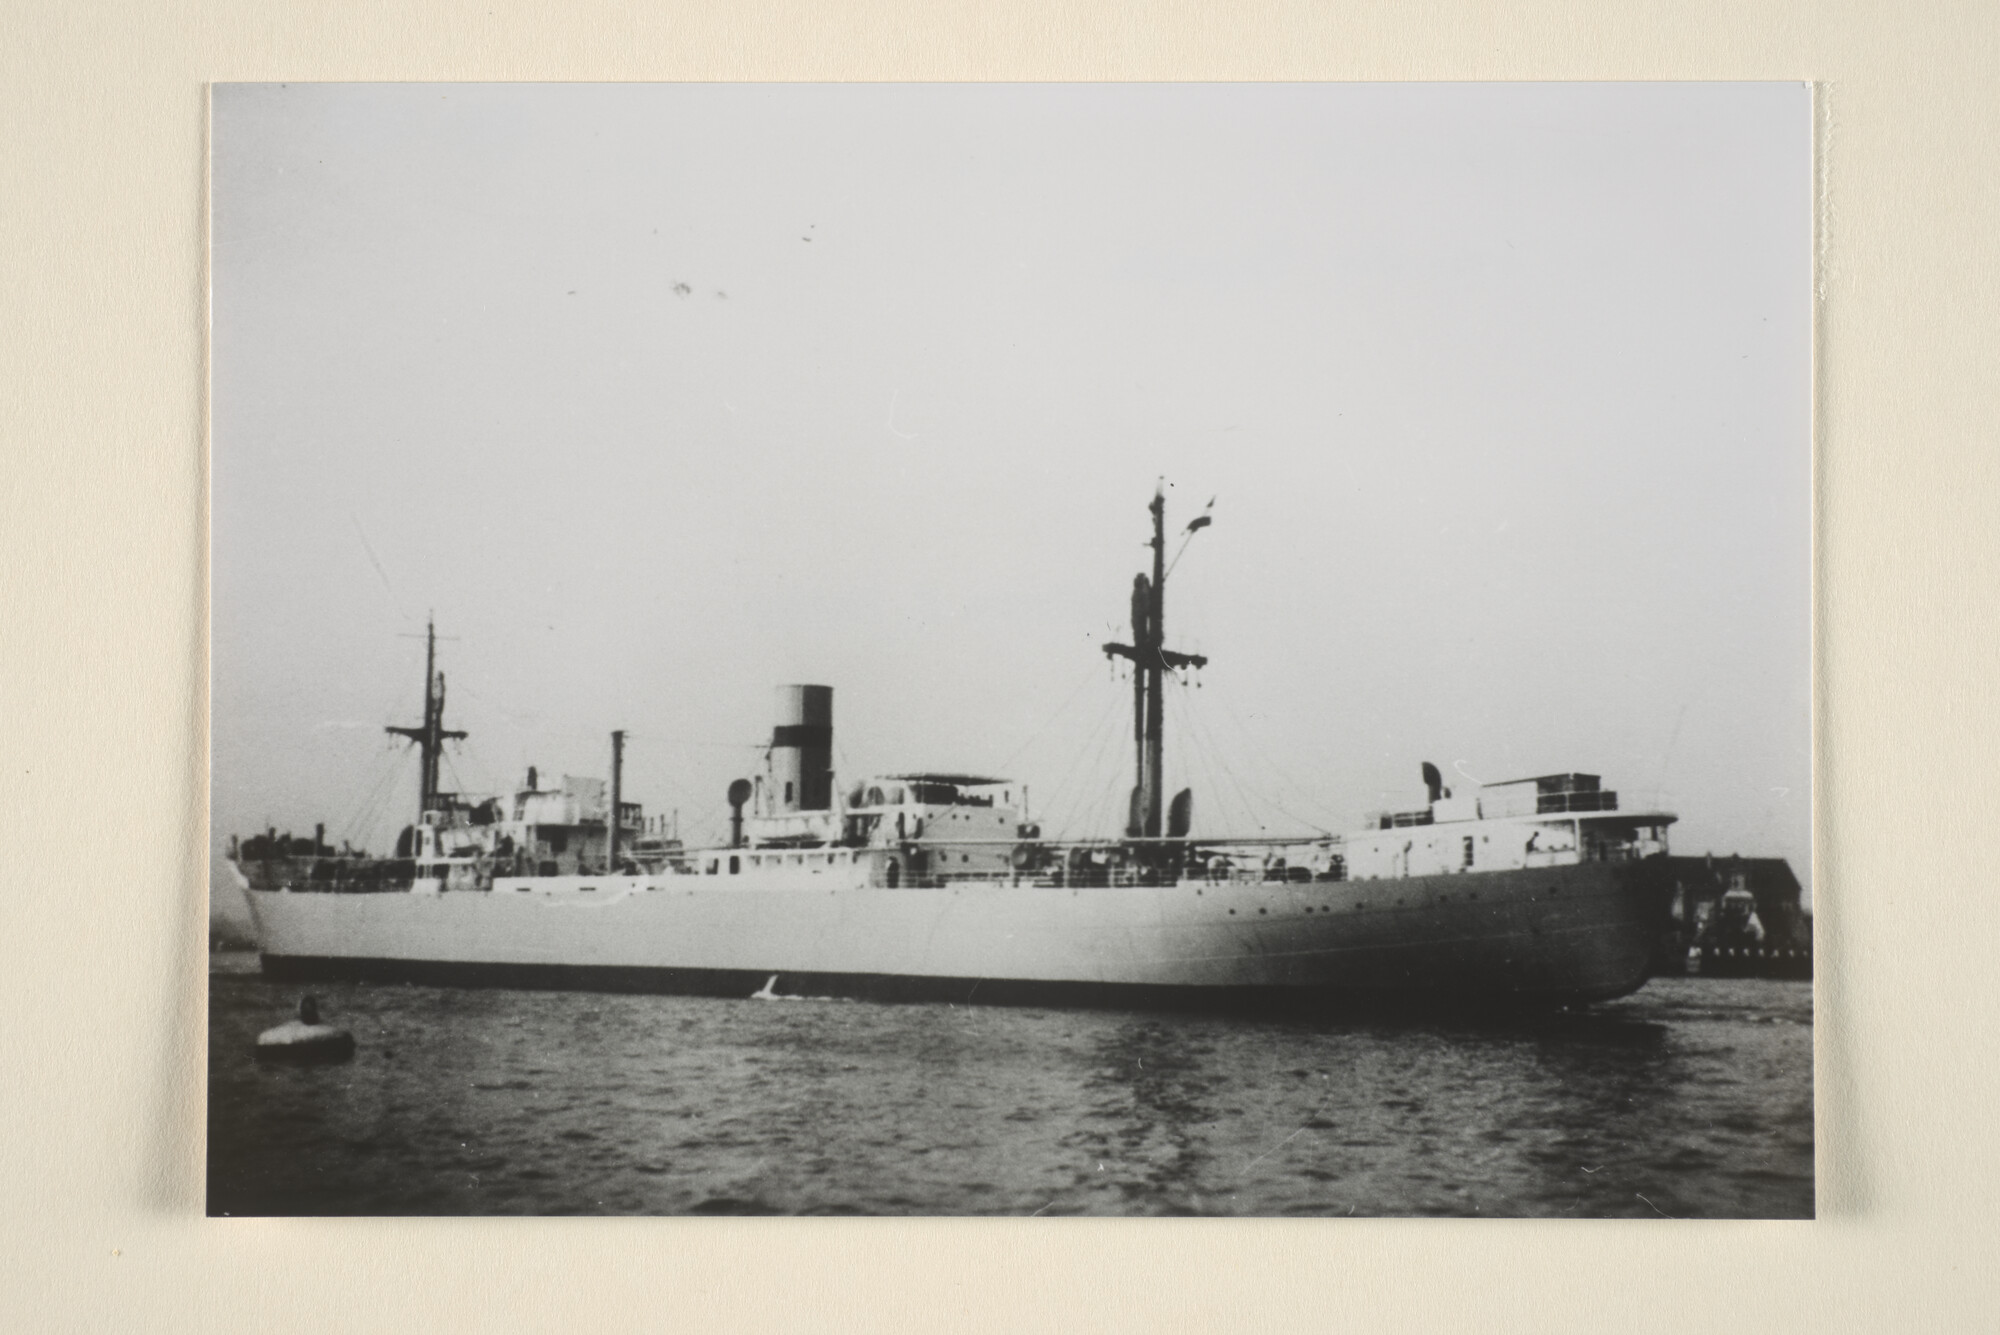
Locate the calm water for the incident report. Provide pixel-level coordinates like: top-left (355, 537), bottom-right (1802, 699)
top-left (207, 954), bottom-right (1813, 1217)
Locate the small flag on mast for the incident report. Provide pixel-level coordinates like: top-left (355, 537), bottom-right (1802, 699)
top-left (1186, 497), bottom-right (1216, 533)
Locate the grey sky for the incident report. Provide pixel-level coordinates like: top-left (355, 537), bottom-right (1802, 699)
top-left (212, 83), bottom-right (1810, 900)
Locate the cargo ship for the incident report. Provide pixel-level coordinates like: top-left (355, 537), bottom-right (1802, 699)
top-left (229, 489), bottom-right (1679, 1008)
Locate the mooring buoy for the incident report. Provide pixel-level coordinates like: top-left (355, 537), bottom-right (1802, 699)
top-left (254, 995), bottom-right (356, 1064)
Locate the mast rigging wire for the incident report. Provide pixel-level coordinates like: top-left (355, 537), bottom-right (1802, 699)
top-left (1168, 676), bottom-right (1336, 838)
top-left (991, 660), bottom-right (1107, 778)
top-left (1167, 679), bottom-right (1268, 837)
top-left (1043, 685), bottom-right (1126, 840)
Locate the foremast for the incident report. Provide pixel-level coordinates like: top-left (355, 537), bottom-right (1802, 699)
top-left (385, 616), bottom-right (467, 822)
top-left (1102, 486), bottom-right (1209, 837)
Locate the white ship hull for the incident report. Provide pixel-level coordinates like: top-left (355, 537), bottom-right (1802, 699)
top-left (245, 857), bottom-right (1670, 1007)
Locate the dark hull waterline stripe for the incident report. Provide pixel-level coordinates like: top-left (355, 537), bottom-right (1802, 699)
top-left (257, 954), bottom-right (1649, 1012)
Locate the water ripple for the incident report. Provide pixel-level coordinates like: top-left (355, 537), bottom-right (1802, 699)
top-left (207, 961), bottom-right (1811, 1217)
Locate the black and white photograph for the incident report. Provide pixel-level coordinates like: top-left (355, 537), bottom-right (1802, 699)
top-left (208, 81), bottom-right (1812, 1218)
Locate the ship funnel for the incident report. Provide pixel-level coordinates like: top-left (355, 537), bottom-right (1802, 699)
top-left (1422, 761), bottom-right (1444, 804)
top-left (771, 685), bottom-right (833, 813)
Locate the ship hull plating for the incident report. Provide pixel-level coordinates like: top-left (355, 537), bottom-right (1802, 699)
top-left (246, 857), bottom-right (1670, 1009)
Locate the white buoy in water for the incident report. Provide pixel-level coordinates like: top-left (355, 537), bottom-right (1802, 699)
top-left (255, 995), bottom-right (355, 1064)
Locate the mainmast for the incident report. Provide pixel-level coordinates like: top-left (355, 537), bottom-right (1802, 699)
top-left (385, 616), bottom-right (468, 822)
top-left (1103, 486), bottom-right (1210, 837)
